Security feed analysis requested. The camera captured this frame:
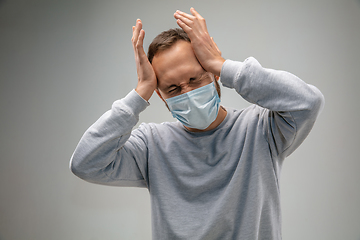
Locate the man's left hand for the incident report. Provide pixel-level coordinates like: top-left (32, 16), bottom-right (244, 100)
top-left (174, 8), bottom-right (225, 77)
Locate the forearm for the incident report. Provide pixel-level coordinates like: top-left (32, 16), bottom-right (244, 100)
top-left (220, 57), bottom-right (324, 114)
top-left (70, 90), bottom-right (149, 183)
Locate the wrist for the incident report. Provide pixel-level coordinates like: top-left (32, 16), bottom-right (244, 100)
top-left (210, 57), bottom-right (226, 77)
top-left (135, 83), bottom-right (155, 101)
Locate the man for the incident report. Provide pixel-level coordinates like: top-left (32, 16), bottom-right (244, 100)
top-left (70, 8), bottom-right (324, 240)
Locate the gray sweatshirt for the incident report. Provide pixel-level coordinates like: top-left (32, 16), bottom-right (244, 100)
top-left (70, 57), bottom-right (324, 240)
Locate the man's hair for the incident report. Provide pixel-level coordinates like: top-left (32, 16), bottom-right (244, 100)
top-left (147, 28), bottom-right (190, 64)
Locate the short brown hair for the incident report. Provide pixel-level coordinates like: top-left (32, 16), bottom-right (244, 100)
top-left (147, 28), bottom-right (190, 63)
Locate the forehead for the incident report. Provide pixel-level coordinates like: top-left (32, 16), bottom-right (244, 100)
top-left (151, 41), bottom-right (203, 88)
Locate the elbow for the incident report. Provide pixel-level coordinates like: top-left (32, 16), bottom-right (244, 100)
top-left (69, 153), bottom-right (87, 179)
top-left (69, 156), bottom-right (78, 175)
top-left (313, 87), bottom-right (325, 114)
top-left (307, 85), bottom-right (325, 117)
top-left (69, 151), bottom-right (108, 183)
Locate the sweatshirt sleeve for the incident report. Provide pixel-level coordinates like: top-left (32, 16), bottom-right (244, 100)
top-left (220, 57), bottom-right (325, 158)
top-left (70, 89), bottom-right (150, 187)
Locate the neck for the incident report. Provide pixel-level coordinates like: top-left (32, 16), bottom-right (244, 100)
top-left (185, 106), bottom-right (227, 132)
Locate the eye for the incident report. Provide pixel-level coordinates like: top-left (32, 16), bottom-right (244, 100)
top-left (189, 76), bottom-right (202, 86)
top-left (168, 87), bottom-right (180, 94)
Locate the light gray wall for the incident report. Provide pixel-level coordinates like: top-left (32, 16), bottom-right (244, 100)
top-left (1, 0), bottom-right (359, 239)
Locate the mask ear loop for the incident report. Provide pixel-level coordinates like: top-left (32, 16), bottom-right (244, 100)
top-left (212, 74), bottom-right (221, 99)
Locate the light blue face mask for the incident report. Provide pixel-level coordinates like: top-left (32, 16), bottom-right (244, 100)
top-left (165, 82), bottom-right (220, 130)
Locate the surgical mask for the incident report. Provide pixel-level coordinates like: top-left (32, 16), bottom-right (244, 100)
top-left (165, 82), bottom-right (220, 130)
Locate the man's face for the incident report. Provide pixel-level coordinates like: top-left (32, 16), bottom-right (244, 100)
top-left (152, 40), bottom-right (214, 100)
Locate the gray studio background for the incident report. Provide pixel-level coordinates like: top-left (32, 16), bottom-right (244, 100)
top-left (1, 0), bottom-right (359, 239)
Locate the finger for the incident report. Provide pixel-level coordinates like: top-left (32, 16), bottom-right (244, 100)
top-left (176, 19), bottom-right (192, 33)
top-left (132, 20), bottom-right (143, 60)
top-left (135, 19), bottom-right (142, 35)
top-left (136, 29), bottom-right (149, 63)
top-left (132, 19), bottom-right (142, 45)
top-left (174, 12), bottom-right (193, 27)
top-left (177, 8), bottom-right (208, 34)
top-left (175, 10), bottom-right (195, 21)
top-left (211, 37), bottom-right (221, 55)
top-left (191, 8), bottom-right (208, 31)
top-left (137, 29), bottom-right (145, 51)
top-left (132, 25), bottom-right (138, 55)
top-left (190, 7), bottom-right (203, 19)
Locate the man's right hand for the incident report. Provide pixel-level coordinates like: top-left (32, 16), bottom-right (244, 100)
top-left (132, 19), bottom-right (157, 101)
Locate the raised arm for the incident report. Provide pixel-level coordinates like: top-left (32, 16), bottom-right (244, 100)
top-left (70, 20), bottom-right (156, 187)
top-left (175, 8), bottom-right (324, 158)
